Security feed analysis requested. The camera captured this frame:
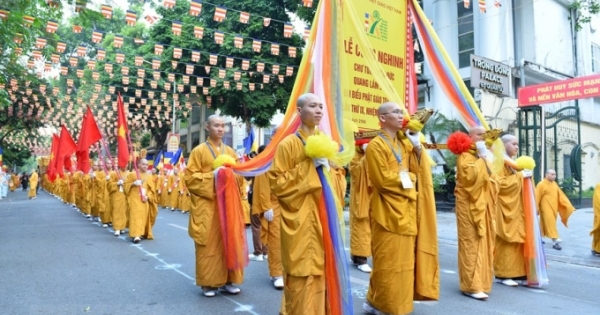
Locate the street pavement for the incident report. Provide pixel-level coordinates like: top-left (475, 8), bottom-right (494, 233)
top-left (1, 189), bottom-right (599, 315)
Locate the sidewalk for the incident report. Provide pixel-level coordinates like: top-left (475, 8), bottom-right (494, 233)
top-left (344, 208), bottom-right (600, 268)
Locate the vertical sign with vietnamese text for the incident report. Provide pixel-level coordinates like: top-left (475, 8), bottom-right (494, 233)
top-left (166, 133), bottom-right (180, 153)
top-left (343, 0), bottom-right (408, 130)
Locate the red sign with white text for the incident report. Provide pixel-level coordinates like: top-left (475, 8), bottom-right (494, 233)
top-left (518, 74), bottom-right (600, 107)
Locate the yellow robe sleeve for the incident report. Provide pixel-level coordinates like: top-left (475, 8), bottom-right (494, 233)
top-left (185, 144), bottom-right (217, 200)
top-left (496, 165), bottom-right (526, 243)
top-left (349, 150), bottom-right (371, 219)
top-left (456, 153), bottom-right (490, 236)
top-left (124, 172), bottom-right (137, 195)
top-left (268, 137), bottom-right (322, 209)
top-left (253, 173), bottom-right (273, 213)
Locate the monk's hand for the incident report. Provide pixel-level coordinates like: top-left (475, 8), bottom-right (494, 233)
top-left (362, 143), bottom-right (368, 152)
top-left (312, 158), bottom-right (330, 171)
top-left (105, 175), bottom-right (110, 181)
top-left (168, 189), bottom-right (172, 193)
top-left (475, 141), bottom-right (487, 158)
top-left (117, 179), bottom-right (124, 186)
top-left (522, 170), bottom-right (533, 178)
top-left (264, 209), bottom-right (274, 222)
top-left (406, 131), bottom-right (422, 150)
top-left (133, 180), bottom-right (143, 186)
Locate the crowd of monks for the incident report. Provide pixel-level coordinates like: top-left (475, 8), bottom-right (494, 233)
top-left (7, 92), bottom-right (598, 315)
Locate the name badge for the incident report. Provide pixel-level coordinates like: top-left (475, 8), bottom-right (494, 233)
top-left (400, 171), bottom-right (413, 189)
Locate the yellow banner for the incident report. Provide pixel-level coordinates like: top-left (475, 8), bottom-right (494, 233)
top-left (342, 0), bottom-right (408, 130)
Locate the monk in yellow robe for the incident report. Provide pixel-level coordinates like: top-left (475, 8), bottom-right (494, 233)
top-left (125, 159), bottom-right (155, 243)
top-left (67, 170), bottom-right (76, 206)
top-left (10, 172), bottom-right (18, 192)
top-left (349, 143), bottom-right (372, 273)
top-left (28, 170), bottom-right (39, 199)
top-left (591, 184), bottom-right (600, 256)
top-left (178, 170), bottom-right (191, 214)
top-left (363, 102), bottom-right (439, 315)
top-left (94, 161), bottom-right (111, 228)
top-left (184, 115), bottom-right (245, 297)
top-left (268, 93), bottom-right (349, 314)
top-left (253, 144), bottom-right (283, 289)
top-left (240, 178), bottom-right (251, 225)
top-left (168, 169), bottom-right (180, 211)
top-left (108, 162), bottom-right (128, 236)
top-left (494, 135), bottom-right (529, 287)
top-left (159, 169), bottom-right (170, 208)
top-left (90, 166), bottom-right (100, 221)
top-left (454, 127), bottom-right (496, 300)
top-left (12, 173), bottom-right (21, 193)
top-left (146, 168), bottom-right (159, 236)
top-left (535, 169), bottom-right (575, 250)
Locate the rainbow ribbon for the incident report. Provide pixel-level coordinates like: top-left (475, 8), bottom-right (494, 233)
top-left (409, 0), bottom-right (488, 129)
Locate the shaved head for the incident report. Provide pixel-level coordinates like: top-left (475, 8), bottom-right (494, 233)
top-left (502, 134), bottom-right (519, 157)
top-left (545, 169), bottom-right (555, 175)
top-left (377, 102), bottom-right (400, 116)
top-left (545, 169), bottom-right (556, 182)
top-left (207, 115), bottom-right (223, 125)
top-left (297, 93), bottom-right (320, 108)
top-left (502, 134), bottom-right (517, 143)
top-left (469, 126), bottom-right (486, 142)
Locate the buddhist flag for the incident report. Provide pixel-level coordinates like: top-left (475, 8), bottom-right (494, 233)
top-left (92, 31), bottom-right (103, 43)
top-left (283, 23), bottom-right (293, 38)
top-left (239, 11), bottom-right (249, 24)
top-left (214, 31), bottom-right (224, 45)
top-left (289, 46), bottom-right (297, 58)
top-left (164, 0), bottom-right (175, 8)
top-left (234, 35), bottom-right (243, 49)
top-left (101, 5), bottom-right (112, 19)
top-left (76, 106), bottom-right (102, 173)
top-left (46, 20), bottom-right (58, 33)
top-left (214, 7), bottom-right (227, 22)
top-left (194, 26), bottom-right (204, 39)
top-left (172, 21), bottom-right (182, 35)
top-left (191, 51), bottom-right (200, 62)
top-left (190, 0), bottom-right (202, 16)
top-left (126, 10), bottom-right (137, 26)
top-left (302, 0), bottom-right (313, 7)
top-left (252, 39), bottom-right (261, 52)
top-left (116, 94), bottom-right (129, 169)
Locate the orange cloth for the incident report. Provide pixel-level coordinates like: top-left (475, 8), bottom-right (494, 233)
top-left (108, 170), bottom-right (128, 231)
top-left (125, 172), bottom-right (155, 239)
top-left (28, 171), bottom-right (39, 198)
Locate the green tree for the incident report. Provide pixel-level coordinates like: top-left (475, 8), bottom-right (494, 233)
top-left (150, 0), bottom-right (304, 133)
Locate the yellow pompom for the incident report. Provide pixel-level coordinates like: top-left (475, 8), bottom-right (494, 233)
top-left (485, 138), bottom-right (495, 148)
top-left (515, 155), bottom-right (536, 170)
top-left (305, 133), bottom-right (338, 159)
top-left (213, 154), bottom-right (237, 169)
top-left (406, 119), bottom-right (424, 132)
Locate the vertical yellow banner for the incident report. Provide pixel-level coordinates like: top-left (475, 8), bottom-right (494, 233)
top-left (342, 0), bottom-right (408, 130)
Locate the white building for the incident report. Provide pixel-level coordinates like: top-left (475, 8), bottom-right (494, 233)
top-left (421, 0), bottom-right (600, 189)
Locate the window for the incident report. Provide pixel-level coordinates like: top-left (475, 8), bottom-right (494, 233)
top-left (592, 43), bottom-right (600, 73)
top-left (457, 1), bottom-right (474, 68)
top-left (191, 106), bottom-right (201, 125)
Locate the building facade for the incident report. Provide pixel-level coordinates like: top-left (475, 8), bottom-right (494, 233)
top-left (421, 0), bottom-right (600, 189)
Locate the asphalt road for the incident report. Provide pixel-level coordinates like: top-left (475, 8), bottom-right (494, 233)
top-left (1, 190), bottom-right (599, 315)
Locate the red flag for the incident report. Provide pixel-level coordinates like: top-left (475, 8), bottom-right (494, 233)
top-left (116, 93), bottom-right (129, 168)
top-left (76, 106), bottom-right (102, 173)
top-left (56, 125), bottom-right (77, 175)
top-left (47, 134), bottom-right (60, 181)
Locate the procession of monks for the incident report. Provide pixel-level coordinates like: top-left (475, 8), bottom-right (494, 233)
top-left (25, 92), bottom-right (600, 315)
